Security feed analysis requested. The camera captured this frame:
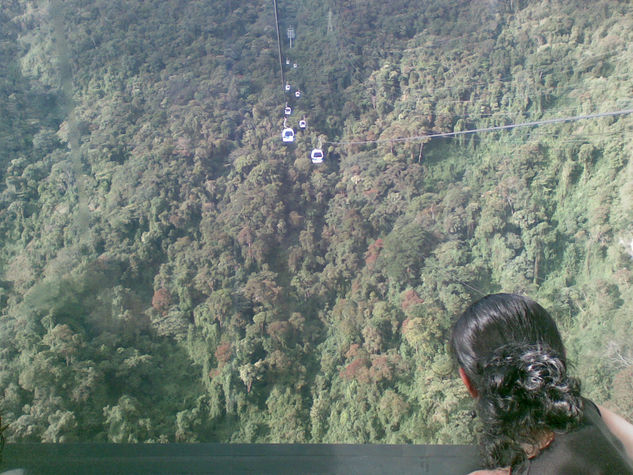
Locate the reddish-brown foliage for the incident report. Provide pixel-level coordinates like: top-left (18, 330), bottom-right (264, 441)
top-left (214, 342), bottom-right (233, 364)
top-left (152, 288), bottom-right (171, 314)
top-left (365, 238), bottom-right (383, 269)
top-left (340, 357), bottom-right (370, 384)
top-left (369, 355), bottom-right (392, 382)
top-left (401, 289), bottom-right (424, 313)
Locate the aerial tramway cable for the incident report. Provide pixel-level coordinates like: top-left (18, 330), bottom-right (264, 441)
top-left (272, 0), bottom-right (286, 93)
top-left (324, 108), bottom-right (633, 146)
top-left (270, 4), bottom-right (631, 156)
top-left (274, 0), bottom-right (318, 160)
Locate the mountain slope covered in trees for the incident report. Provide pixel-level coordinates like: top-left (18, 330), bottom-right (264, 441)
top-left (1, 0), bottom-right (633, 445)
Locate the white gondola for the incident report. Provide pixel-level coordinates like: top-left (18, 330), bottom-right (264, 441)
top-left (282, 128), bottom-right (295, 143)
top-left (295, 90), bottom-right (301, 98)
top-left (286, 58), bottom-right (290, 65)
top-left (293, 63), bottom-right (297, 69)
top-left (284, 106), bottom-right (292, 115)
top-left (311, 148), bottom-right (324, 163)
top-left (285, 83), bottom-right (291, 92)
top-left (299, 119), bottom-right (307, 129)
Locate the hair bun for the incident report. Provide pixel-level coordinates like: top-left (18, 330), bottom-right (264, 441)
top-left (480, 343), bottom-right (582, 430)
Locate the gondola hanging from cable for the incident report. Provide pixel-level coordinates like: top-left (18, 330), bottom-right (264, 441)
top-left (282, 127), bottom-right (295, 143)
top-left (311, 148), bottom-right (324, 163)
top-left (284, 105), bottom-right (292, 115)
top-left (285, 83), bottom-right (291, 92)
top-left (311, 138), bottom-right (324, 163)
top-left (295, 90), bottom-right (301, 98)
top-left (299, 119), bottom-right (306, 129)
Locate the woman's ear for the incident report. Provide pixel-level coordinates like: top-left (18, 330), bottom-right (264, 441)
top-left (459, 367), bottom-right (479, 398)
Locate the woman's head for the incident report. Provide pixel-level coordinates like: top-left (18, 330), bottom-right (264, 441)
top-left (451, 293), bottom-right (582, 470)
top-left (451, 293), bottom-right (566, 387)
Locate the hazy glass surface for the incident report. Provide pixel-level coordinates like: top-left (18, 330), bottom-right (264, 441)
top-left (0, 0), bottom-right (632, 446)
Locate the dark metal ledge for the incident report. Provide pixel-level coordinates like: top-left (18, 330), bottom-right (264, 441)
top-left (2, 443), bottom-right (480, 474)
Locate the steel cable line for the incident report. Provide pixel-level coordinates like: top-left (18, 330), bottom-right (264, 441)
top-left (398, 71), bottom-right (631, 98)
top-left (272, 0), bottom-right (286, 93)
top-left (385, 100), bottom-right (633, 126)
top-left (324, 108), bottom-right (633, 146)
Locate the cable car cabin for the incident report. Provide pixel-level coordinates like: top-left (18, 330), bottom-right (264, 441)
top-left (295, 90), bottom-right (301, 98)
top-left (299, 119), bottom-right (307, 129)
top-left (286, 58), bottom-right (290, 65)
top-left (282, 128), bottom-right (295, 143)
top-left (311, 148), bottom-right (324, 163)
top-left (293, 63), bottom-right (297, 69)
top-left (285, 83), bottom-right (291, 92)
top-left (284, 106), bottom-right (292, 115)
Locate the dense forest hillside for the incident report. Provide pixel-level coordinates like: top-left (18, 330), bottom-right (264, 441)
top-left (1, 0), bottom-right (633, 446)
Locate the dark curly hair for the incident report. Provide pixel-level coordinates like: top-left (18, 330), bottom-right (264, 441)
top-left (451, 294), bottom-right (583, 471)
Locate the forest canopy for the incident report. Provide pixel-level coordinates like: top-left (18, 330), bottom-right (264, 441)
top-left (1, 0), bottom-right (633, 446)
